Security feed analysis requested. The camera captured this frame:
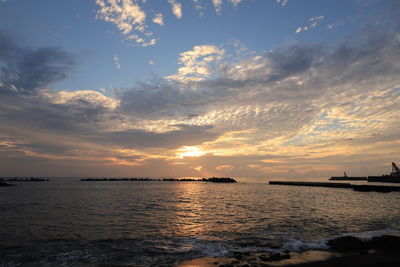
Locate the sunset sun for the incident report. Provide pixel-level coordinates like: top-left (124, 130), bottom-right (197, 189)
top-left (177, 146), bottom-right (206, 158)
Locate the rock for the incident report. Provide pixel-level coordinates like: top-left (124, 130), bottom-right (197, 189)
top-left (233, 251), bottom-right (250, 259)
top-left (259, 254), bottom-right (270, 261)
top-left (281, 253), bottom-right (291, 259)
top-left (327, 236), bottom-right (366, 252)
top-left (367, 235), bottom-right (400, 250)
top-left (0, 181), bottom-right (15, 187)
top-left (268, 253), bottom-right (284, 261)
top-left (234, 254), bottom-right (243, 260)
top-left (259, 252), bottom-right (289, 262)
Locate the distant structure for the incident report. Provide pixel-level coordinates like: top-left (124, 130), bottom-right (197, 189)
top-left (202, 177), bottom-right (237, 183)
top-left (368, 162), bottom-right (400, 183)
top-left (330, 171), bottom-right (367, 181)
top-left (0, 177), bottom-right (49, 182)
top-left (80, 177), bottom-right (237, 183)
top-left (391, 162), bottom-right (400, 177)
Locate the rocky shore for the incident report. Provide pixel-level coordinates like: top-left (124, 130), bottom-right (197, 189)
top-left (0, 181), bottom-right (15, 187)
top-left (172, 234), bottom-right (400, 267)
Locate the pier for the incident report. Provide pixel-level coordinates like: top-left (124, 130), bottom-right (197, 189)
top-left (329, 171), bottom-right (367, 181)
top-left (269, 181), bottom-right (400, 193)
top-left (329, 177), bottom-right (367, 181)
top-left (269, 181), bottom-right (353, 188)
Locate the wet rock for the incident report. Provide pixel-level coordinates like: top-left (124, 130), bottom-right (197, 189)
top-left (367, 235), bottom-right (400, 250)
top-left (259, 252), bottom-right (291, 262)
top-left (327, 236), bottom-right (366, 252)
top-left (98, 265), bottom-right (125, 267)
top-left (259, 254), bottom-right (270, 262)
top-left (268, 253), bottom-right (284, 261)
top-left (234, 254), bottom-right (243, 260)
top-left (233, 251), bottom-right (250, 260)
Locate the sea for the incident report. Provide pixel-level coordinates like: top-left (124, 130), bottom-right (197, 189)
top-left (1, 178), bottom-right (400, 266)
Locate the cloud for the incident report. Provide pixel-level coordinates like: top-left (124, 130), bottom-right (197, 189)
top-left (95, 0), bottom-right (157, 46)
top-left (309, 15), bottom-right (324, 27)
top-left (95, 0), bottom-right (185, 46)
top-left (211, 0), bottom-right (243, 14)
top-left (212, 0), bottom-right (223, 14)
top-left (230, 0), bottom-right (243, 5)
top-left (44, 90), bottom-right (119, 110)
top-left (96, 0), bottom-right (146, 33)
top-left (276, 0), bottom-right (288, 6)
top-left (152, 13), bottom-right (164, 26)
top-left (94, 0), bottom-right (278, 46)
top-left (215, 164), bottom-right (234, 170)
top-left (168, 0), bottom-right (183, 19)
top-left (166, 44), bottom-right (225, 82)
top-left (93, 124), bottom-right (220, 149)
top-left (117, 19), bottom-right (400, 166)
top-left (113, 54), bottom-right (121, 70)
top-left (0, 31), bottom-right (74, 94)
top-left (296, 15), bottom-right (324, 33)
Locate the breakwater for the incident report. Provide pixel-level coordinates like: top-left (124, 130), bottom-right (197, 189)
top-left (80, 177), bottom-right (237, 183)
top-left (330, 177), bottom-right (367, 181)
top-left (0, 177), bottom-right (49, 182)
top-left (269, 181), bottom-right (400, 192)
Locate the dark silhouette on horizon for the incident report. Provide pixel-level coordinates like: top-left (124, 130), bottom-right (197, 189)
top-left (80, 177), bottom-right (237, 183)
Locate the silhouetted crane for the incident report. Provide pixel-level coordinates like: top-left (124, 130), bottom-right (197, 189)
top-left (391, 162), bottom-right (400, 177)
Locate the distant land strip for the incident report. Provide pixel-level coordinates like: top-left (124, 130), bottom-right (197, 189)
top-left (0, 177), bottom-right (49, 182)
top-left (80, 177), bottom-right (237, 183)
top-left (269, 181), bottom-right (400, 193)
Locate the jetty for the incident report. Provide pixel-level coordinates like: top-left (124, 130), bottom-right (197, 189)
top-left (269, 181), bottom-right (400, 193)
top-left (330, 172), bottom-right (367, 181)
top-left (269, 181), bottom-right (352, 188)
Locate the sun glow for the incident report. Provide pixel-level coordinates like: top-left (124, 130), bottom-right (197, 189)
top-left (177, 146), bottom-right (205, 158)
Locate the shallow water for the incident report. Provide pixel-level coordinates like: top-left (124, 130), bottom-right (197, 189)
top-left (1, 178), bottom-right (400, 266)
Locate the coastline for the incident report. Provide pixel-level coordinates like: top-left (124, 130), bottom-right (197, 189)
top-left (170, 234), bottom-right (400, 267)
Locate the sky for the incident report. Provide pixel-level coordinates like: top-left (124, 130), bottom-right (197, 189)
top-left (0, 0), bottom-right (399, 180)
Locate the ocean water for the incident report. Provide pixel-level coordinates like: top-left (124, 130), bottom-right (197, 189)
top-left (1, 178), bottom-right (400, 266)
